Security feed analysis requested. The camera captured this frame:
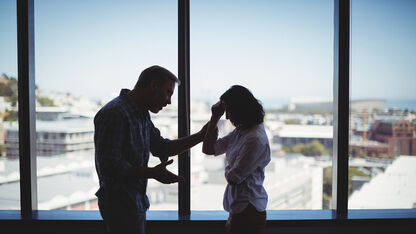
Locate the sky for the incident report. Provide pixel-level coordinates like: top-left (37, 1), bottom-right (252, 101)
top-left (0, 0), bottom-right (415, 108)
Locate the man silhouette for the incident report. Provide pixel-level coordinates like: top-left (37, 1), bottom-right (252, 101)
top-left (94, 65), bottom-right (207, 233)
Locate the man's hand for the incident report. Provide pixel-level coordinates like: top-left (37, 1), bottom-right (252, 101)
top-left (151, 159), bottom-right (184, 184)
top-left (211, 101), bottom-right (225, 118)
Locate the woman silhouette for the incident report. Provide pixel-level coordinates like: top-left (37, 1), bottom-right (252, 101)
top-left (203, 85), bottom-right (271, 234)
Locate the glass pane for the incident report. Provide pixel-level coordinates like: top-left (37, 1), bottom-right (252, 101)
top-left (0, 0), bottom-right (20, 210)
top-left (35, 0), bottom-right (177, 210)
top-left (191, 0), bottom-right (334, 210)
top-left (349, 0), bottom-right (416, 209)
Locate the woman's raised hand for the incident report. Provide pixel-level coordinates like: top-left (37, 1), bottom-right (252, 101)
top-left (211, 101), bottom-right (225, 118)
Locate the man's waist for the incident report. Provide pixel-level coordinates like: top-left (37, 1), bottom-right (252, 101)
top-left (96, 186), bottom-right (150, 212)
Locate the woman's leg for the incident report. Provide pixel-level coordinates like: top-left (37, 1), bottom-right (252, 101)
top-left (226, 203), bottom-right (266, 234)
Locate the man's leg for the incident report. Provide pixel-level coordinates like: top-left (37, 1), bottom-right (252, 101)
top-left (99, 199), bottom-right (146, 234)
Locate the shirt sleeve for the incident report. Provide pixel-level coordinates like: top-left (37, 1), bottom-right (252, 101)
top-left (225, 136), bottom-right (270, 185)
top-left (149, 121), bottom-right (171, 162)
top-left (94, 109), bottom-right (133, 184)
top-left (213, 131), bottom-right (233, 156)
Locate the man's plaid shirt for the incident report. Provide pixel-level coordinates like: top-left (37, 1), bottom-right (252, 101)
top-left (94, 89), bottom-right (170, 213)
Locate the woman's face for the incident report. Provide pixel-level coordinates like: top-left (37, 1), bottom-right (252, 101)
top-left (223, 103), bottom-right (236, 126)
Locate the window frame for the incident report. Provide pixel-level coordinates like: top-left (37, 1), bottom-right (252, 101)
top-left (17, 0), bottom-right (37, 217)
top-left (4, 0), bottom-right (415, 222)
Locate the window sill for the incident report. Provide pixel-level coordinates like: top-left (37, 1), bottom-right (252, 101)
top-left (0, 209), bottom-right (415, 223)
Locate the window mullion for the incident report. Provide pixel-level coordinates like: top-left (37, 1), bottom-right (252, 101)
top-left (332, 0), bottom-right (350, 218)
top-left (178, 0), bottom-right (191, 216)
top-left (17, 0), bottom-right (37, 217)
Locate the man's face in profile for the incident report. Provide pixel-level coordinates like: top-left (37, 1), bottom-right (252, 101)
top-left (149, 79), bottom-right (175, 113)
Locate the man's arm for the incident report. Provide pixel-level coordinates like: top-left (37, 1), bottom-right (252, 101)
top-left (95, 110), bottom-right (182, 185)
top-left (126, 159), bottom-right (184, 184)
top-left (165, 123), bottom-right (208, 156)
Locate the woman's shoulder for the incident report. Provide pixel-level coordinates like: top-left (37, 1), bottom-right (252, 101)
top-left (241, 123), bottom-right (268, 143)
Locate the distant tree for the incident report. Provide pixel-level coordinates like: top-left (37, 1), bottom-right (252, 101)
top-left (0, 75), bottom-right (18, 106)
top-left (1, 73), bottom-right (10, 79)
top-left (265, 108), bottom-right (286, 114)
top-left (3, 110), bottom-right (17, 121)
top-left (1, 73), bottom-right (48, 107)
top-left (284, 119), bottom-right (301, 125)
top-left (0, 73), bottom-right (17, 98)
top-left (0, 144), bottom-right (5, 156)
top-left (37, 96), bottom-right (55, 106)
top-left (282, 145), bottom-right (292, 153)
top-left (291, 143), bottom-right (305, 154)
top-left (323, 167), bottom-right (332, 209)
top-left (282, 140), bottom-right (327, 156)
top-left (323, 166), bottom-right (370, 202)
top-left (325, 148), bottom-right (333, 156)
top-left (0, 82), bottom-right (13, 96)
top-left (301, 140), bottom-right (326, 156)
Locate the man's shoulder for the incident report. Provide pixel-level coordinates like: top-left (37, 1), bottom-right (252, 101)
top-left (95, 97), bottom-right (126, 120)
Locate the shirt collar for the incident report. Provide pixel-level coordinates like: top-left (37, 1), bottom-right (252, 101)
top-left (119, 89), bottom-right (148, 119)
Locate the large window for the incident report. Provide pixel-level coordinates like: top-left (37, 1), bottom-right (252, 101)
top-left (0, 0), bottom-right (20, 210)
top-left (2, 0), bottom-right (415, 220)
top-left (33, 0), bottom-right (177, 210)
top-left (348, 0), bottom-right (416, 209)
top-left (190, 0), bottom-right (334, 210)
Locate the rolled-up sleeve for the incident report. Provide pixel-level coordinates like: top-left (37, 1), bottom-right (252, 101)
top-left (214, 132), bottom-right (233, 156)
top-left (149, 122), bottom-right (171, 162)
top-left (225, 137), bottom-right (269, 185)
top-left (94, 110), bottom-right (133, 184)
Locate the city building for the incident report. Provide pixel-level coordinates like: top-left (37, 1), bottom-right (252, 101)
top-left (288, 97), bottom-right (332, 112)
top-left (3, 1), bottom-right (416, 233)
top-left (0, 150), bottom-right (98, 210)
top-left (4, 118), bottom-right (94, 157)
top-left (288, 98), bottom-right (385, 113)
top-left (350, 99), bottom-right (385, 113)
top-left (264, 154), bottom-right (324, 210)
top-left (349, 139), bottom-right (389, 158)
top-left (273, 124), bottom-right (333, 149)
top-left (370, 120), bottom-right (416, 156)
top-left (349, 155), bottom-right (416, 209)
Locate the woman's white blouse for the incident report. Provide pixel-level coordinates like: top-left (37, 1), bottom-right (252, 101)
top-left (214, 123), bottom-right (271, 214)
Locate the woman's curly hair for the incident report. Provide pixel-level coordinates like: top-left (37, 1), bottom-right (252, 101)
top-left (220, 85), bottom-right (264, 128)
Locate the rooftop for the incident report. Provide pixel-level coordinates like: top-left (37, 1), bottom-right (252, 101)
top-left (277, 124), bottom-right (333, 139)
top-left (4, 118), bottom-right (94, 133)
top-left (349, 155), bottom-right (416, 209)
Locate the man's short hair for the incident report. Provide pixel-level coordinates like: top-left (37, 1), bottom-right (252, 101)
top-left (134, 65), bottom-right (180, 89)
